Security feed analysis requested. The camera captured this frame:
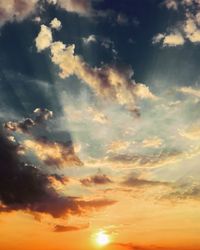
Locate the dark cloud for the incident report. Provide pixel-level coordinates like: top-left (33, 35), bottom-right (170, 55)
top-left (121, 175), bottom-right (169, 188)
top-left (4, 108), bottom-right (53, 134)
top-left (0, 131), bottom-right (116, 218)
top-left (53, 223), bottom-right (89, 232)
top-left (80, 173), bottom-right (112, 186)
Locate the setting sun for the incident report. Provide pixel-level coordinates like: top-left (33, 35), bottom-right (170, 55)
top-left (96, 231), bottom-right (110, 246)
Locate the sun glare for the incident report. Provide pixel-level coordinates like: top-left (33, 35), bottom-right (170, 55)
top-left (96, 231), bottom-right (110, 246)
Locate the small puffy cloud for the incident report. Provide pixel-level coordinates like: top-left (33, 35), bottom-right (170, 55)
top-left (35, 25), bottom-right (53, 52)
top-left (134, 84), bottom-right (158, 100)
top-left (152, 33), bottom-right (165, 44)
top-left (153, 31), bottom-right (185, 46)
top-left (162, 32), bottom-right (185, 47)
top-left (0, 0), bottom-right (39, 26)
top-left (50, 18), bottom-right (62, 30)
top-left (83, 34), bottom-right (97, 45)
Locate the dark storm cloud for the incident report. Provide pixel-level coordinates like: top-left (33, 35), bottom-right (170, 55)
top-left (0, 131), bottom-right (116, 217)
top-left (80, 173), bottom-right (112, 186)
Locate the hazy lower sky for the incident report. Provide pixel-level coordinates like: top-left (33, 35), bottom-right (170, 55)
top-left (1, 1), bottom-right (200, 250)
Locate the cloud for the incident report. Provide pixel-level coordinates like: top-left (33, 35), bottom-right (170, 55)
top-left (35, 25), bottom-right (53, 52)
top-left (164, 0), bottom-right (178, 10)
top-left (153, 32), bottom-right (185, 47)
top-left (50, 18), bottom-right (62, 30)
top-left (35, 25), bottom-right (157, 112)
top-left (179, 123), bottom-right (200, 140)
top-left (4, 108), bottom-right (53, 134)
top-left (153, 0), bottom-right (200, 46)
top-left (121, 175), bottom-right (169, 188)
top-left (80, 173), bottom-right (112, 186)
top-left (142, 137), bottom-right (163, 148)
top-left (82, 34), bottom-right (97, 45)
top-left (0, 131), bottom-right (116, 217)
top-left (107, 140), bottom-right (131, 154)
top-left (0, 0), bottom-right (39, 26)
top-left (53, 223), bottom-right (89, 232)
top-left (178, 86), bottom-right (200, 98)
top-left (162, 179), bottom-right (200, 201)
top-left (55, 0), bottom-right (92, 16)
top-left (23, 138), bottom-right (83, 167)
top-left (4, 118), bottom-right (35, 133)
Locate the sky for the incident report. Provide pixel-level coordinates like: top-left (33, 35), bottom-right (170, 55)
top-left (1, 0), bottom-right (200, 250)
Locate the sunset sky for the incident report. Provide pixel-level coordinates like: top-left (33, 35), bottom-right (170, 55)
top-left (1, 0), bottom-right (200, 250)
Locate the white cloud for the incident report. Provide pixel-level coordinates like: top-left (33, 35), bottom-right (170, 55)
top-left (35, 25), bottom-right (53, 52)
top-left (50, 18), bottom-right (62, 30)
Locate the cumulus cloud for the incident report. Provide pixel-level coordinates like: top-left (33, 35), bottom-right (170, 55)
top-left (35, 25), bottom-right (53, 52)
top-left (153, 32), bottom-right (185, 47)
top-left (0, 0), bottom-right (39, 26)
top-left (50, 17), bottom-right (62, 30)
top-left (23, 138), bottom-right (83, 167)
top-left (35, 25), bottom-right (157, 113)
top-left (154, 0), bottom-right (200, 46)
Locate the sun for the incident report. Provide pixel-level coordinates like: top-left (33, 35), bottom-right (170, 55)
top-left (95, 231), bottom-right (110, 247)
